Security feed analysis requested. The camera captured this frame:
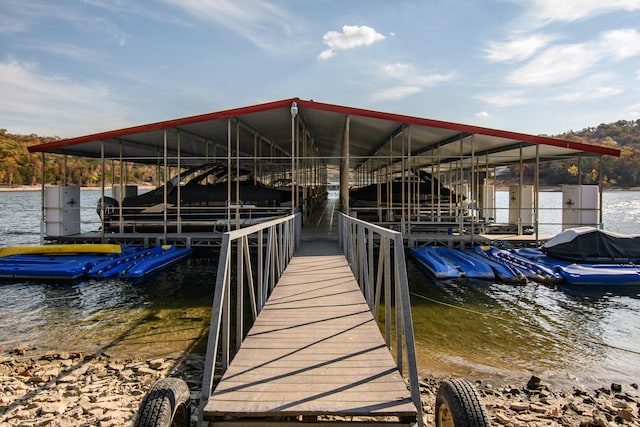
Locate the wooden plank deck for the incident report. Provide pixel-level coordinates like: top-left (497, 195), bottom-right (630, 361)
top-left (202, 240), bottom-right (416, 423)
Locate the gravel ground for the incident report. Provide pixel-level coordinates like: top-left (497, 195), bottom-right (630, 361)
top-left (1, 348), bottom-right (638, 426)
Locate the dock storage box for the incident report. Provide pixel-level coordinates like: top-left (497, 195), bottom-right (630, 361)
top-left (562, 184), bottom-right (599, 230)
top-left (508, 185), bottom-right (534, 228)
top-left (45, 185), bottom-right (81, 237)
top-left (480, 181), bottom-right (495, 221)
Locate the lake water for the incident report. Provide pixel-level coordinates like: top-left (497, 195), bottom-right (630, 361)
top-left (0, 190), bottom-right (639, 390)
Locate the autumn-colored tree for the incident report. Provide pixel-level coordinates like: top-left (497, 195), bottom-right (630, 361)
top-left (1, 120), bottom-right (640, 187)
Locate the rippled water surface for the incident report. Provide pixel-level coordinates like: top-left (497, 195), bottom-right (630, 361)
top-left (0, 189), bottom-right (639, 389)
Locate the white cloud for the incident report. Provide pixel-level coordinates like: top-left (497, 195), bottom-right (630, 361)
top-left (370, 86), bottom-right (422, 102)
top-left (27, 41), bottom-right (105, 62)
top-left (164, 0), bottom-right (295, 51)
top-left (515, 0), bottom-right (640, 27)
top-left (600, 29), bottom-right (640, 59)
top-left (476, 91), bottom-right (528, 107)
top-left (476, 111), bottom-right (491, 118)
top-left (555, 86), bottom-right (623, 102)
top-left (507, 43), bottom-right (597, 86)
top-left (383, 63), bottom-right (410, 77)
top-left (369, 63), bottom-right (455, 102)
top-left (553, 73), bottom-right (623, 101)
top-left (317, 25), bottom-right (385, 61)
top-left (504, 29), bottom-right (640, 87)
top-left (0, 58), bottom-right (129, 136)
top-left (484, 34), bottom-right (554, 63)
top-left (383, 63), bottom-right (455, 86)
top-left (0, 2), bottom-right (128, 47)
top-left (317, 49), bottom-right (335, 61)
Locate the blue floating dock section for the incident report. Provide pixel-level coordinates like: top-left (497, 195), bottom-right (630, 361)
top-left (463, 248), bottom-right (526, 284)
top-left (411, 246), bottom-right (494, 280)
top-left (514, 247), bottom-right (640, 286)
top-left (474, 246), bottom-right (563, 285)
top-left (116, 245), bottom-right (192, 279)
top-left (411, 245), bottom-right (640, 286)
top-left (0, 244), bottom-right (191, 281)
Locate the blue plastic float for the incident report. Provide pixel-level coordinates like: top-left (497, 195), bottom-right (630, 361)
top-left (0, 244), bottom-right (191, 281)
top-left (411, 246), bottom-right (494, 280)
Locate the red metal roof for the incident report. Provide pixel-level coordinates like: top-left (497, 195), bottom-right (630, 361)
top-left (28, 97), bottom-right (620, 170)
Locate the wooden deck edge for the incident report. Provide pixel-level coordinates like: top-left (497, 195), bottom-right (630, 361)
top-left (203, 409), bottom-right (418, 420)
top-left (205, 417), bottom-right (418, 427)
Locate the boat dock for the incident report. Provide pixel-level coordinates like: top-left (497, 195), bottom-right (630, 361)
top-left (202, 239), bottom-right (417, 424)
top-left (194, 199), bottom-right (424, 426)
top-left (20, 98), bottom-right (620, 425)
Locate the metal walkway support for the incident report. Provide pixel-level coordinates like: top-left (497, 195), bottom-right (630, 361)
top-left (198, 211), bottom-right (422, 426)
top-left (199, 213), bottom-right (301, 424)
top-left (338, 212), bottom-right (423, 425)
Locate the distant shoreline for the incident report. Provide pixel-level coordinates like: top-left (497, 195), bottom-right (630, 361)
top-left (0, 185), bottom-right (155, 192)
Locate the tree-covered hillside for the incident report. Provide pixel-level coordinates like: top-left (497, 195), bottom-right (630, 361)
top-left (0, 129), bottom-right (156, 187)
top-left (2, 119), bottom-right (640, 188)
top-left (500, 119), bottom-right (640, 188)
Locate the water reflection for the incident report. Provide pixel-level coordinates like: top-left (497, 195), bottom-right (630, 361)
top-left (406, 256), bottom-right (640, 388)
top-left (0, 261), bottom-right (215, 359)
top-left (1, 190), bottom-right (640, 390)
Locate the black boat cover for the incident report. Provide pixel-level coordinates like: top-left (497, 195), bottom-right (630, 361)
top-left (542, 227), bottom-right (640, 263)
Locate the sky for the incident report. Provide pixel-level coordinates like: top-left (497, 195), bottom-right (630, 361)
top-left (1, 0), bottom-right (639, 139)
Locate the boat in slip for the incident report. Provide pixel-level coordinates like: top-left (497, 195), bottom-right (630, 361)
top-left (411, 246), bottom-right (494, 280)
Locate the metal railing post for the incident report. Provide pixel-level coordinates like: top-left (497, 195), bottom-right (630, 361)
top-left (198, 213), bottom-right (300, 425)
top-left (336, 212), bottom-right (423, 427)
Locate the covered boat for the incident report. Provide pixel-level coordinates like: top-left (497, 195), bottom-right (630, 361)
top-left (542, 227), bottom-right (640, 264)
top-left (97, 163), bottom-right (291, 232)
top-left (350, 170), bottom-right (459, 206)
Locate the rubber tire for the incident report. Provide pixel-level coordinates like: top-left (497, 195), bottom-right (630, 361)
top-left (134, 377), bottom-right (191, 427)
top-left (96, 196), bottom-right (119, 219)
top-left (435, 379), bottom-right (491, 427)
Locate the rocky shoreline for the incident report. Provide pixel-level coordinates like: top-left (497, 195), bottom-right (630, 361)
top-left (1, 349), bottom-right (638, 426)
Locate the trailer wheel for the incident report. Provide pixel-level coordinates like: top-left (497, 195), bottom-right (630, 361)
top-left (134, 377), bottom-right (191, 427)
top-left (435, 379), bottom-right (491, 427)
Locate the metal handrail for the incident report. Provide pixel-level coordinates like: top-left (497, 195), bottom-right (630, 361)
top-left (338, 212), bottom-right (424, 427)
top-left (198, 213), bottom-right (301, 422)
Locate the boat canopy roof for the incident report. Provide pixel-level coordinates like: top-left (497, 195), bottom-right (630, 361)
top-left (542, 227), bottom-right (640, 263)
top-left (27, 97), bottom-right (620, 172)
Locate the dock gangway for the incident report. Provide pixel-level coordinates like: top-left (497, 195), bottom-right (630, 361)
top-left (196, 211), bottom-right (423, 426)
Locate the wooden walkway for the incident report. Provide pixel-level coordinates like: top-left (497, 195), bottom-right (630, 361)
top-left (202, 239), bottom-right (417, 424)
